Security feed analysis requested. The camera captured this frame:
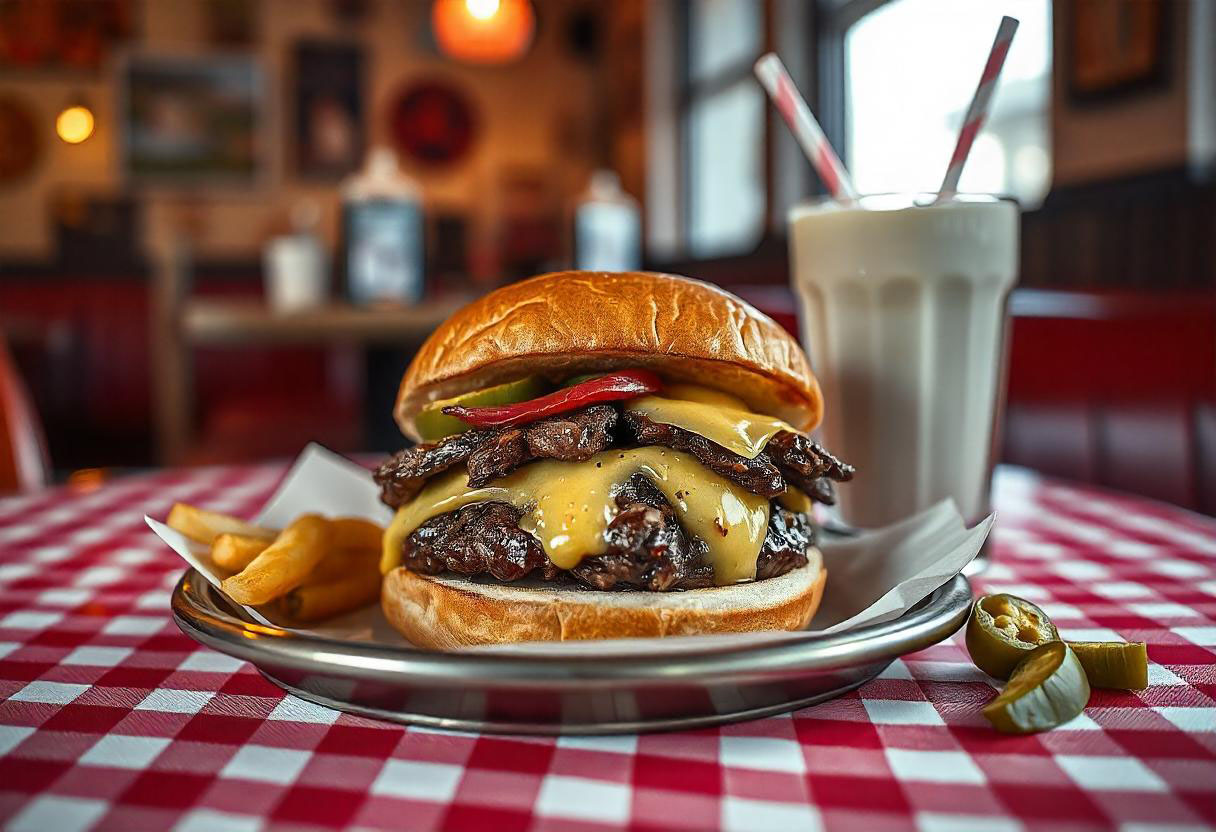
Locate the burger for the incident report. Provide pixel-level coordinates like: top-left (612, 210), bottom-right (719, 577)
top-left (373, 271), bottom-right (853, 648)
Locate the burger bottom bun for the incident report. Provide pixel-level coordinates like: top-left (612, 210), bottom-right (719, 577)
top-left (381, 549), bottom-right (825, 649)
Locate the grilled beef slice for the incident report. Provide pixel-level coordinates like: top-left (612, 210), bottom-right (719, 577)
top-left (764, 431), bottom-right (855, 504)
top-left (399, 501), bottom-right (549, 582)
top-left (622, 410), bottom-right (854, 504)
top-left (374, 405), bottom-right (618, 508)
top-left (376, 404), bottom-right (855, 509)
top-left (619, 410), bottom-right (786, 496)
top-left (397, 474), bottom-right (814, 592)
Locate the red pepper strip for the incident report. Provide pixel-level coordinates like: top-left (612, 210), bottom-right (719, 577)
top-left (443, 369), bottom-right (663, 429)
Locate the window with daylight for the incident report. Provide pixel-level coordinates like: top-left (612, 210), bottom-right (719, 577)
top-left (845, 0), bottom-right (1052, 207)
top-left (683, 0), bottom-right (768, 257)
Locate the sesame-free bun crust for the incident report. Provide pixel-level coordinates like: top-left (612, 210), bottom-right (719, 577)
top-left (381, 550), bottom-right (825, 649)
top-left (395, 271), bottom-right (822, 441)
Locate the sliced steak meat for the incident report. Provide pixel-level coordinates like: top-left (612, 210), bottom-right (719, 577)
top-left (396, 474), bottom-right (813, 592)
top-left (756, 505), bottom-right (812, 580)
top-left (466, 404), bottom-right (617, 488)
top-left (376, 403), bottom-right (855, 512)
top-left (765, 432), bottom-right (855, 505)
top-left (621, 410), bottom-right (854, 503)
top-left (374, 405), bottom-right (618, 508)
top-left (571, 474), bottom-right (714, 591)
top-left (463, 429), bottom-right (529, 489)
top-left (398, 474), bottom-right (712, 591)
top-left (400, 501), bottom-right (548, 582)
top-left (525, 404), bottom-right (618, 459)
top-left (374, 427), bottom-right (492, 508)
top-left (620, 410), bottom-right (786, 497)
top-left (612, 470), bottom-right (668, 507)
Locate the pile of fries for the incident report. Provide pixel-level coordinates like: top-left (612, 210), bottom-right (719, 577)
top-left (167, 504), bottom-right (383, 623)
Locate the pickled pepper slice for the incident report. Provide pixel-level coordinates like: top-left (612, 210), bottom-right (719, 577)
top-left (444, 370), bottom-right (662, 429)
top-left (1068, 641), bottom-right (1149, 690)
top-left (983, 641), bottom-right (1091, 734)
top-left (966, 594), bottom-right (1061, 680)
top-left (415, 377), bottom-right (549, 440)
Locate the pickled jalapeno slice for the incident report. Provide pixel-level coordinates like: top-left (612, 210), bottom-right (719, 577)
top-left (983, 641), bottom-right (1091, 734)
top-left (1067, 641), bottom-right (1149, 690)
top-left (966, 594), bottom-right (1061, 680)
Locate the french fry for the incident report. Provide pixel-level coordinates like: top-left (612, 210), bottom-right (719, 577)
top-left (167, 503), bottom-right (276, 544)
top-left (330, 518), bottom-right (384, 550)
top-left (210, 532), bottom-right (273, 571)
top-left (221, 514), bottom-right (331, 605)
top-left (279, 564), bottom-right (383, 622)
top-left (306, 547), bottom-right (380, 586)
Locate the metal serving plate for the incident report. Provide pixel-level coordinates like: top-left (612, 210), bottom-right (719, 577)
top-left (172, 571), bottom-right (971, 735)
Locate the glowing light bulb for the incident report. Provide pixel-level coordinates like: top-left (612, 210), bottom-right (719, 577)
top-left (465, 0), bottom-right (499, 20)
top-left (56, 105), bottom-right (94, 144)
top-left (433, 0), bottom-right (533, 64)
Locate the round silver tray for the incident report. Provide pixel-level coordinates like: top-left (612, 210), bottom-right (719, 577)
top-left (172, 570), bottom-right (971, 734)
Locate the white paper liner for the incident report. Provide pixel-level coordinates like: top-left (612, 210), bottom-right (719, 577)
top-left (147, 443), bottom-right (991, 654)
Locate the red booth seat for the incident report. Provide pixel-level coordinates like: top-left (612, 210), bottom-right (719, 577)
top-left (1004, 290), bottom-right (1216, 515)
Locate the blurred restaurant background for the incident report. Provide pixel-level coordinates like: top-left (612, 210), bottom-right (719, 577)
top-left (0, 0), bottom-right (1214, 515)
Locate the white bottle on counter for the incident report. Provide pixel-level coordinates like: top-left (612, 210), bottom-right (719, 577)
top-left (574, 170), bottom-right (641, 272)
top-left (342, 147), bottom-right (425, 304)
top-left (265, 200), bottom-right (329, 314)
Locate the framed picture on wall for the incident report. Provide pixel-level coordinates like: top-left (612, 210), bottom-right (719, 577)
top-left (1068, 0), bottom-right (1170, 101)
top-left (293, 41), bottom-right (365, 179)
top-left (121, 55), bottom-right (265, 186)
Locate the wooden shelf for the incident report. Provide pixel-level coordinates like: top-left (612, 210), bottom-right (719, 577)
top-left (181, 296), bottom-right (475, 345)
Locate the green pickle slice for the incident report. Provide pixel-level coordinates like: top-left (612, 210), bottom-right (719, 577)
top-left (1067, 641), bottom-right (1149, 690)
top-left (966, 594), bottom-right (1060, 680)
top-left (414, 377), bottom-right (548, 441)
top-left (983, 642), bottom-right (1091, 734)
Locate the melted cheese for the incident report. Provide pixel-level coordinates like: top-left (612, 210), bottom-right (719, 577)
top-left (382, 448), bottom-right (770, 585)
top-left (624, 387), bottom-right (797, 460)
top-left (659, 384), bottom-right (748, 409)
top-left (776, 488), bottom-right (814, 514)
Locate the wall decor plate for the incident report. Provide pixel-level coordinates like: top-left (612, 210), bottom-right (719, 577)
top-left (388, 80), bottom-right (477, 168)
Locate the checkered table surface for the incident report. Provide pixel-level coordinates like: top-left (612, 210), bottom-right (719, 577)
top-left (0, 463), bottom-right (1213, 832)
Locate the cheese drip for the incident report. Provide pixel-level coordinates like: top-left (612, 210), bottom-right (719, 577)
top-left (624, 385), bottom-right (797, 460)
top-left (382, 448), bottom-right (770, 586)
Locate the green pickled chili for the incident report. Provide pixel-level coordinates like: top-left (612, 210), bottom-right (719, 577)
top-left (1067, 641), bottom-right (1149, 690)
top-left (414, 377), bottom-right (548, 441)
top-left (966, 594), bottom-right (1060, 680)
top-left (563, 373), bottom-right (605, 386)
top-left (983, 642), bottom-right (1091, 734)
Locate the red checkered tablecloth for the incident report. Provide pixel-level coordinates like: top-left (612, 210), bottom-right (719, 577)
top-left (0, 463), bottom-right (1213, 831)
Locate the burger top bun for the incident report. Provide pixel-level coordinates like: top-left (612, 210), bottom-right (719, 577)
top-left (395, 271), bottom-right (823, 441)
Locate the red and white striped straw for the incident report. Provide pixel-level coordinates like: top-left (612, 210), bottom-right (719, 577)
top-left (754, 53), bottom-right (858, 201)
top-left (938, 15), bottom-right (1019, 197)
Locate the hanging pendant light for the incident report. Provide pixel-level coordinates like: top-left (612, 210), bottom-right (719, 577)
top-left (56, 99), bottom-right (95, 144)
top-left (432, 0), bottom-right (535, 65)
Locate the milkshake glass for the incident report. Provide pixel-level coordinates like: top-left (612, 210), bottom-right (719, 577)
top-left (788, 193), bottom-right (1018, 529)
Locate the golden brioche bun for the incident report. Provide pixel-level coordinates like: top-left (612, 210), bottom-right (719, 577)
top-left (381, 550), bottom-right (825, 649)
top-left (395, 271), bottom-right (822, 441)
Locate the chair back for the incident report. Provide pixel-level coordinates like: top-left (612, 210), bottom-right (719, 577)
top-left (0, 337), bottom-right (50, 493)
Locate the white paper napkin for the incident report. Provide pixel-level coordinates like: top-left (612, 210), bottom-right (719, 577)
top-left (146, 443), bottom-right (990, 652)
